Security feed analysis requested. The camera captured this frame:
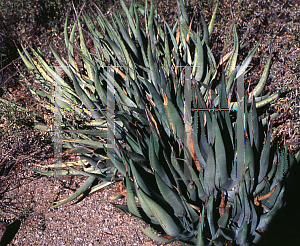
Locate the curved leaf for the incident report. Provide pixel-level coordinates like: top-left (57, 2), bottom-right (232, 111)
top-left (50, 176), bottom-right (95, 209)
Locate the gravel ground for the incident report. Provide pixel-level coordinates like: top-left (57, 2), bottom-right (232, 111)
top-left (1, 163), bottom-right (181, 246)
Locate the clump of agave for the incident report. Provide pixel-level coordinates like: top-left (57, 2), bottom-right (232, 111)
top-left (116, 80), bottom-right (298, 245)
top-left (18, 0), bottom-right (299, 245)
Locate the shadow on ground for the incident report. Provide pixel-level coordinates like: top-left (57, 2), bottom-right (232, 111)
top-left (257, 156), bottom-right (300, 246)
top-left (0, 220), bottom-right (21, 246)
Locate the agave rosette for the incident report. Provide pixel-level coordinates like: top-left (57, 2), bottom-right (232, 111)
top-left (16, 1), bottom-right (299, 244)
top-left (115, 76), bottom-right (298, 245)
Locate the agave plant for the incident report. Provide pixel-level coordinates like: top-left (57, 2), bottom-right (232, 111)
top-left (115, 77), bottom-right (300, 245)
top-left (17, 0), bottom-right (299, 245)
